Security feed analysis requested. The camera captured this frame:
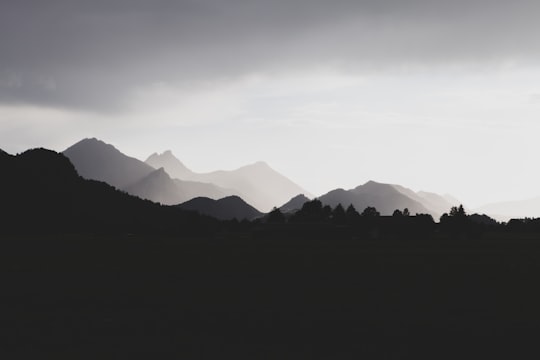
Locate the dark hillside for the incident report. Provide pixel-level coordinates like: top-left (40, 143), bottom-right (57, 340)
top-left (0, 148), bottom-right (216, 235)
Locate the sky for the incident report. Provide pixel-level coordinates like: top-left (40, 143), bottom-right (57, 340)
top-left (1, 0), bottom-right (540, 208)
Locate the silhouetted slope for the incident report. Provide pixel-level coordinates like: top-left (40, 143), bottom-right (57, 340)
top-left (177, 196), bottom-right (263, 220)
top-left (279, 194), bottom-right (311, 213)
top-left (145, 151), bottom-right (310, 212)
top-left (319, 181), bottom-right (432, 216)
top-left (124, 167), bottom-right (233, 205)
top-left (0, 148), bottom-right (215, 234)
top-left (64, 138), bottom-right (155, 189)
top-left (146, 150), bottom-right (193, 180)
top-left (391, 185), bottom-right (459, 217)
top-left (417, 191), bottom-right (459, 214)
top-left (475, 197), bottom-right (540, 221)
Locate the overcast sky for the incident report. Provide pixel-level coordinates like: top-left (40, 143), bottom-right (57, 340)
top-left (2, 0), bottom-right (540, 207)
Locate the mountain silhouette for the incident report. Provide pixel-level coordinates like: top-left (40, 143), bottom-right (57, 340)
top-left (64, 138), bottom-right (154, 189)
top-left (177, 196), bottom-right (263, 220)
top-left (64, 138), bottom-right (237, 205)
top-left (0, 148), bottom-right (215, 234)
top-left (124, 167), bottom-right (234, 205)
top-left (318, 181), bottom-right (433, 216)
top-left (390, 185), bottom-right (460, 217)
top-left (279, 194), bottom-right (311, 213)
top-left (145, 151), bottom-right (310, 212)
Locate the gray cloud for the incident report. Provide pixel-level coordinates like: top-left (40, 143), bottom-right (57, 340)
top-left (1, 0), bottom-right (540, 110)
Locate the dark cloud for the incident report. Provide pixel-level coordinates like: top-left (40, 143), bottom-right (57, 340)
top-left (1, 0), bottom-right (539, 110)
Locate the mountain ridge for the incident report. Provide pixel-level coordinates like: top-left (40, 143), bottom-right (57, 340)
top-left (144, 149), bottom-right (310, 212)
top-left (177, 195), bottom-right (263, 220)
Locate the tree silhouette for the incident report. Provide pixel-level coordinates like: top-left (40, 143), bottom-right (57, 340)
top-left (332, 204), bottom-right (347, 224)
top-left (291, 199), bottom-right (330, 223)
top-left (393, 209), bottom-right (403, 217)
top-left (361, 206), bottom-right (380, 217)
top-left (449, 204), bottom-right (466, 217)
top-left (267, 207), bottom-right (286, 223)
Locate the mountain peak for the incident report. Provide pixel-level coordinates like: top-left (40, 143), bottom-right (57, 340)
top-left (63, 138), bottom-right (155, 189)
top-left (279, 193), bottom-right (310, 213)
top-left (145, 150), bottom-right (192, 180)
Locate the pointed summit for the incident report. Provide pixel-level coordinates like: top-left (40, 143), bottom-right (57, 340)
top-left (279, 194), bottom-right (311, 213)
top-left (145, 150), bottom-right (193, 180)
top-left (64, 138), bottom-right (155, 189)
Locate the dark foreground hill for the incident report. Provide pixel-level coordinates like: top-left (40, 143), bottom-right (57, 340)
top-left (177, 195), bottom-right (263, 220)
top-left (0, 148), bottom-right (216, 234)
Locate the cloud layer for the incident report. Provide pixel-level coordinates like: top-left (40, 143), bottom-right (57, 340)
top-left (2, 0), bottom-right (540, 110)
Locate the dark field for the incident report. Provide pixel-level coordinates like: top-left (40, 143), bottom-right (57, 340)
top-left (3, 233), bottom-right (540, 358)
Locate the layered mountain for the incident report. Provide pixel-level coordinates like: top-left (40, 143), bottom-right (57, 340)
top-left (63, 138), bottom-right (237, 205)
top-left (145, 150), bottom-right (310, 212)
top-left (0, 148), bottom-right (214, 234)
top-left (391, 186), bottom-right (459, 216)
top-left (279, 194), bottom-right (311, 213)
top-left (146, 150), bottom-right (192, 180)
top-left (475, 197), bottom-right (540, 222)
top-left (64, 138), bottom-right (155, 189)
top-left (124, 167), bottom-right (233, 206)
top-left (177, 196), bottom-right (263, 221)
top-left (318, 181), bottom-right (444, 217)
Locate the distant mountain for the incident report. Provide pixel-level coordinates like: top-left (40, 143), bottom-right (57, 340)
top-left (177, 196), bottom-right (263, 221)
top-left (63, 138), bottom-right (237, 205)
top-left (64, 138), bottom-right (154, 189)
top-left (124, 167), bottom-right (233, 206)
top-left (0, 148), bottom-right (215, 234)
top-left (145, 150), bottom-right (310, 212)
top-left (279, 194), bottom-right (311, 213)
top-left (146, 150), bottom-right (192, 180)
top-left (475, 197), bottom-right (540, 222)
top-left (416, 191), bottom-right (459, 215)
top-left (318, 181), bottom-right (433, 216)
top-left (390, 185), bottom-right (459, 217)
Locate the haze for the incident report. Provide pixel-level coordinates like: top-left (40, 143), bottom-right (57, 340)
top-left (2, 0), bottom-right (540, 207)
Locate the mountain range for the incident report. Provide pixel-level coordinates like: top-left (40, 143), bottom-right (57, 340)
top-left (62, 138), bottom-right (461, 219)
top-left (4, 138), bottom-right (540, 221)
top-left (313, 181), bottom-right (458, 219)
top-left (145, 150), bottom-right (310, 212)
top-left (64, 138), bottom-right (309, 212)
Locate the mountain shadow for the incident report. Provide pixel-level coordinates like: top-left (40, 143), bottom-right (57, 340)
top-left (177, 196), bottom-right (263, 221)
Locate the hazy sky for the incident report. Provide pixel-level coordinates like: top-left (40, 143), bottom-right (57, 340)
top-left (2, 0), bottom-right (540, 207)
